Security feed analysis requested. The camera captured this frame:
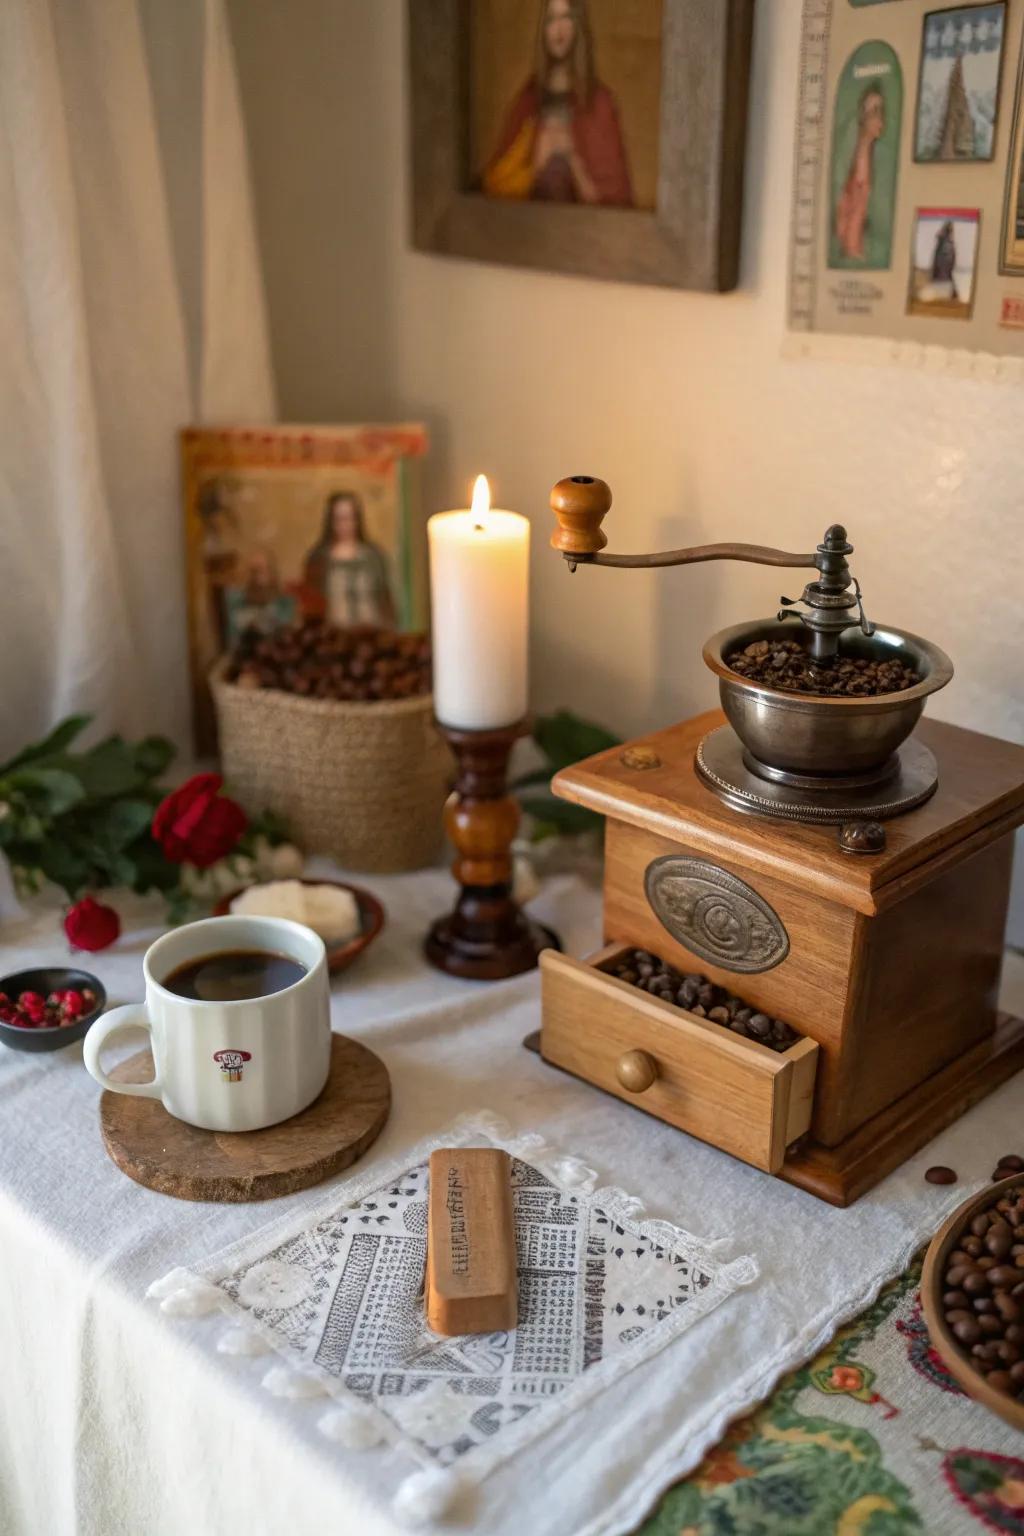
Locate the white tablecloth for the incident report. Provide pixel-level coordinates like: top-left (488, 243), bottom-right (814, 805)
top-left (1, 860), bottom-right (1023, 1536)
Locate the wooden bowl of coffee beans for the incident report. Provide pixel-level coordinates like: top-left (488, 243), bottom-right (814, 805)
top-left (921, 1167), bottom-right (1024, 1431)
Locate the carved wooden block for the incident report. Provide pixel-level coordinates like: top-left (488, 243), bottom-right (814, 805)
top-left (426, 1148), bottom-right (518, 1337)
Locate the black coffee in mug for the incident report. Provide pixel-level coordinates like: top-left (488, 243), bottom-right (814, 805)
top-left (162, 949), bottom-right (307, 1002)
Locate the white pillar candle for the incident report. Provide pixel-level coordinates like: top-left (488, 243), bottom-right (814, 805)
top-left (428, 476), bottom-right (530, 730)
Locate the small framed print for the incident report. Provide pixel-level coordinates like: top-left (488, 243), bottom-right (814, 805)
top-left (914, 3), bottom-right (1007, 164)
top-left (180, 424), bottom-right (429, 751)
top-left (1001, 40), bottom-right (1024, 273)
top-left (907, 206), bottom-right (980, 319)
top-left (1000, 294), bottom-right (1024, 327)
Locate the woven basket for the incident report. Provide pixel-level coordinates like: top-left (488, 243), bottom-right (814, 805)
top-left (211, 661), bottom-right (453, 873)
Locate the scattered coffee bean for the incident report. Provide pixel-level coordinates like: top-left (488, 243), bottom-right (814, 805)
top-left (227, 619), bottom-right (432, 703)
top-left (942, 1183), bottom-right (1024, 1402)
top-left (726, 637), bottom-right (920, 699)
top-left (609, 949), bottom-right (800, 1053)
top-left (925, 1166), bottom-right (958, 1185)
top-left (999, 1155), bottom-right (1024, 1171)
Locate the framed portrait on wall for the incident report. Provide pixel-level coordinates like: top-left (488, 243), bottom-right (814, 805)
top-left (1002, 39), bottom-right (1024, 273)
top-left (180, 423), bottom-right (429, 751)
top-left (408, 0), bottom-right (754, 292)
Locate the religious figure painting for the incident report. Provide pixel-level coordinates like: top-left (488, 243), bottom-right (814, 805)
top-left (408, 0), bottom-right (754, 292)
top-left (914, 3), bottom-right (1006, 163)
top-left (828, 41), bottom-right (903, 270)
top-left (907, 206), bottom-right (980, 318)
top-left (181, 425), bottom-right (428, 751)
top-left (472, 0), bottom-right (661, 210)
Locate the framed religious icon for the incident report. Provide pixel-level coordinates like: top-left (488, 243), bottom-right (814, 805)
top-left (913, 3), bottom-right (1007, 164)
top-left (180, 423), bottom-right (429, 750)
top-left (906, 206), bottom-right (980, 320)
top-left (408, 0), bottom-right (754, 292)
top-left (1002, 38), bottom-right (1024, 273)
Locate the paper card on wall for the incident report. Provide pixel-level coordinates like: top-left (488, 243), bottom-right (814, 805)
top-left (788, 0), bottom-right (1024, 373)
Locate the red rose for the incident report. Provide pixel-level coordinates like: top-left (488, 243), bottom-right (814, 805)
top-left (151, 773), bottom-right (247, 869)
top-left (64, 895), bottom-right (121, 952)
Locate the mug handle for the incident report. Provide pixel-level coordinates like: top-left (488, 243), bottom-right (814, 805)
top-left (83, 1004), bottom-right (163, 1099)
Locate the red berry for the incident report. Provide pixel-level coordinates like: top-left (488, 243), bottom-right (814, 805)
top-left (18, 991), bottom-right (45, 1011)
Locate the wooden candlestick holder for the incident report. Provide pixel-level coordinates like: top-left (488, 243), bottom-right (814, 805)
top-left (425, 720), bottom-right (558, 980)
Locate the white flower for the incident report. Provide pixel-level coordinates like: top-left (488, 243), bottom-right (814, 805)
top-left (210, 860), bottom-right (243, 896)
top-left (269, 843), bottom-right (304, 879)
top-left (238, 1259), bottom-right (312, 1311)
top-left (231, 855), bottom-right (256, 883)
top-left (180, 865), bottom-right (215, 899)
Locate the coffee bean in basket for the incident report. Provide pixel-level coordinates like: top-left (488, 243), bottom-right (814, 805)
top-left (611, 949), bottom-right (799, 1052)
top-left (226, 619), bottom-right (431, 703)
top-left (941, 1186), bottom-right (1024, 1400)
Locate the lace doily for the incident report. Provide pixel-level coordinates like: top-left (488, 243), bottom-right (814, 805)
top-left (149, 1114), bottom-right (757, 1525)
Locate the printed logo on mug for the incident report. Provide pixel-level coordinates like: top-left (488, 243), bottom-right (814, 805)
top-left (83, 915), bottom-right (331, 1133)
top-left (213, 1048), bottom-right (252, 1083)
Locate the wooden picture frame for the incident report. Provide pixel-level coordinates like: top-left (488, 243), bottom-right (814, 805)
top-left (408, 0), bottom-right (754, 292)
top-left (1001, 33), bottom-right (1024, 274)
top-left (180, 423), bottom-right (429, 752)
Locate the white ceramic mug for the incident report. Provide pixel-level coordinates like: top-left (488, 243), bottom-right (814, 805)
top-left (84, 915), bottom-right (331, 1132)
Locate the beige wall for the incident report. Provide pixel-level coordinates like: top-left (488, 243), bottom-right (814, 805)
top-left (229, 0), bottom-right (1022, 755)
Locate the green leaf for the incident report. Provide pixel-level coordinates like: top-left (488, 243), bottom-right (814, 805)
top-left (165, 887), bottom-right (197, 926)
top-left (1, 715), bottom-right (91, 773)
top-left (103, 851), bottom-right (138, 887)
top-left (8, 767), bottom-right (86, 817)
top-left (519, 794), bottom-right (601, 836)
top-left (134, 735), bottom-right (176, 780)
top-left (129, 836), bottom-right (180, 893)
top-left (533, 710), bottom-right (620, 772)
top-left (65, 737), bottom-right (142, 799)
top-left (8, 813), bottom-right (46, 843)
top-left (35, 840), bottom-right (93, 900)
top-left (89, 798), bottom-right (153, 851)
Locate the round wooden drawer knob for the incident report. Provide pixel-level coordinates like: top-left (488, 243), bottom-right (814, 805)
top-left (616, 1049), bottom-right (658, 1094)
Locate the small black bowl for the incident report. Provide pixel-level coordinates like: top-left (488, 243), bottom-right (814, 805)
top-left (0, 967), bottom-right (107, 1053)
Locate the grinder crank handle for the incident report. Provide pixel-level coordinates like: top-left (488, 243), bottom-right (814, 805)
top-left (550, 477), bottom-right (818, 572)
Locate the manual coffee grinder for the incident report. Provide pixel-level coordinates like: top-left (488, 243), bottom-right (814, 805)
top-left (537, 475), bottom-right (1024, 1206)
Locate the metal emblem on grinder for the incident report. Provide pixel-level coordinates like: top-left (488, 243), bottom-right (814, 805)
top-left (644, 855), bottom-right (789, 974)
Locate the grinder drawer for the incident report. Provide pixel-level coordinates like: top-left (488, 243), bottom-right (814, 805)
top-left (540, 944), bottom-right (818, 1173)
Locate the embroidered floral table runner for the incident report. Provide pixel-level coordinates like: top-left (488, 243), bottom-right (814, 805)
top-left (640, 1259), bottom-right (1024, 1536)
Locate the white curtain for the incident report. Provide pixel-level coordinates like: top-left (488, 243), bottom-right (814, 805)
top-left (0, 0), bottom-right (275, 758)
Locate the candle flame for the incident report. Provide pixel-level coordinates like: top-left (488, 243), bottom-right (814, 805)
top-left (471, 474), bottom-right (490, 530)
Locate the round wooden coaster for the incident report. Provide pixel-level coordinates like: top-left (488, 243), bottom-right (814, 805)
top-left (100, 1033), bottom-right (390, 1203)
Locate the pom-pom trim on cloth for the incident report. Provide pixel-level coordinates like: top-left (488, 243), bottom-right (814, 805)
top-left (392, 1466), bottom-right (468, 1527)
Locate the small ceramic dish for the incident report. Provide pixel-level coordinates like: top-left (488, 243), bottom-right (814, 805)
top-left (214, 879), bottom-right (386, 975)
top-left (0, 966), bottom-right (107, 1053)
top-left (921, 1172), bottom-right (1024, 1432)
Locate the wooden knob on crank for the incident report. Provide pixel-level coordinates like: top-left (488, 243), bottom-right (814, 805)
top-left (615, 1048), bottom-right (658, 1094)
top-left (550, 476), bottom-right (611, 556)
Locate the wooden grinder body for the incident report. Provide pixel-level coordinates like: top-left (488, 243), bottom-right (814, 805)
top-left (541, 710), bottom-right (1024, 1206)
